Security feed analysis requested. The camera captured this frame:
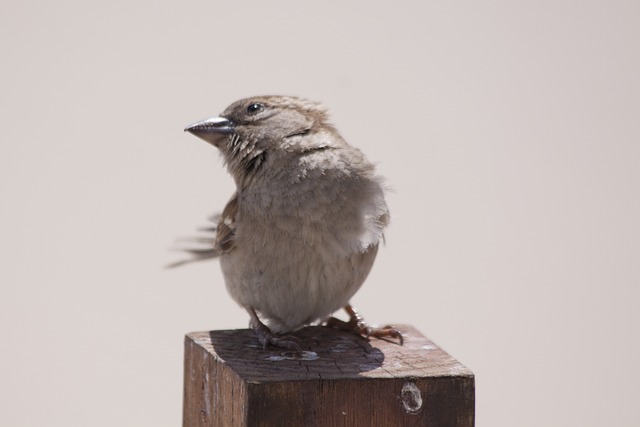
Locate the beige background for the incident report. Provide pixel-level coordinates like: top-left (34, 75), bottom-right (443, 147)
top-left (1, 1), bottom-right (639, 426)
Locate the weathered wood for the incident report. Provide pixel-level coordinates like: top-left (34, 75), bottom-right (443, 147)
top-left (183, 325), bottom-right (474, 427)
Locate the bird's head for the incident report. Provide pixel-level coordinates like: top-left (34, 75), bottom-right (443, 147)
top-left (185, 96), bottom-right (332, 183)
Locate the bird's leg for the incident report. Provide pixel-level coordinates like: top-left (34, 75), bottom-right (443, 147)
top-left (326, 304), bottom-right (403, 345)
top-left (246, 307), bottom-right (303, 352)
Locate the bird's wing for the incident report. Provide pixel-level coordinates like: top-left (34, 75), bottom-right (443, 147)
top-left (165, 220), bottom-right (219, 268)
top-left (166, 193), bottom-right (238, 268)
top-left (215, 192), bottom-right (238, 253)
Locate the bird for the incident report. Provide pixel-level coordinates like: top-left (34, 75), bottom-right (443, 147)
top-left (180, 95), bottom-right (402, 350)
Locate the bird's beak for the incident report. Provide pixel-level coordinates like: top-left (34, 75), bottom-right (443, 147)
top-left (184, 116), bottom-right (234, 146)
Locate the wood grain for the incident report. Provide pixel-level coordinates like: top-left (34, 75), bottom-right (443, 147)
top-left (183, 325), bottom-right (474, 426)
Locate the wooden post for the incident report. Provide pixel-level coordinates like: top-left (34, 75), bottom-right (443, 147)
top-left (183, 325), bottom-right (474, 426)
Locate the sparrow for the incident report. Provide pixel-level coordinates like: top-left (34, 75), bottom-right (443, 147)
top-left (181, 96), bottom-right (402, 350)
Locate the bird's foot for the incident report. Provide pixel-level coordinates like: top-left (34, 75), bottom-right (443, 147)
top-left (247, 307), bottom-right (303, 352)
top-left (326, 304), bottom-right (403, 345)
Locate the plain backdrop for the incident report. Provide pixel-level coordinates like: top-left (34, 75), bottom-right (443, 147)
top-left (1, 1), bottom-right (639, 426)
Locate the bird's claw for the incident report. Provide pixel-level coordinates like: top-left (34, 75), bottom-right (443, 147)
top-left (259, 333), bottom-right (304, 353)
top-left (248, 307), bottom-right (304, 352)
top-left (366, 325), bottom-right (404, 345)
top-left (326, 305), bottom-right (403, 345)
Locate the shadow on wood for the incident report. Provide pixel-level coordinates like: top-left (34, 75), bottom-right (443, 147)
top-left (184, 325), bottom-right (474, 426)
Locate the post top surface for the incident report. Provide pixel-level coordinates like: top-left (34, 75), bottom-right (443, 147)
top-left (186, 325), bottom-right (472, 383)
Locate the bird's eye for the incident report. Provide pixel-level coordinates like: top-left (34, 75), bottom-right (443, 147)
top-left (246, 103), bottom-right (264, 114)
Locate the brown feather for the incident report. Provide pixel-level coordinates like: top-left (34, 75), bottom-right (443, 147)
top-left (215, 192), bottom-right (238, 253)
